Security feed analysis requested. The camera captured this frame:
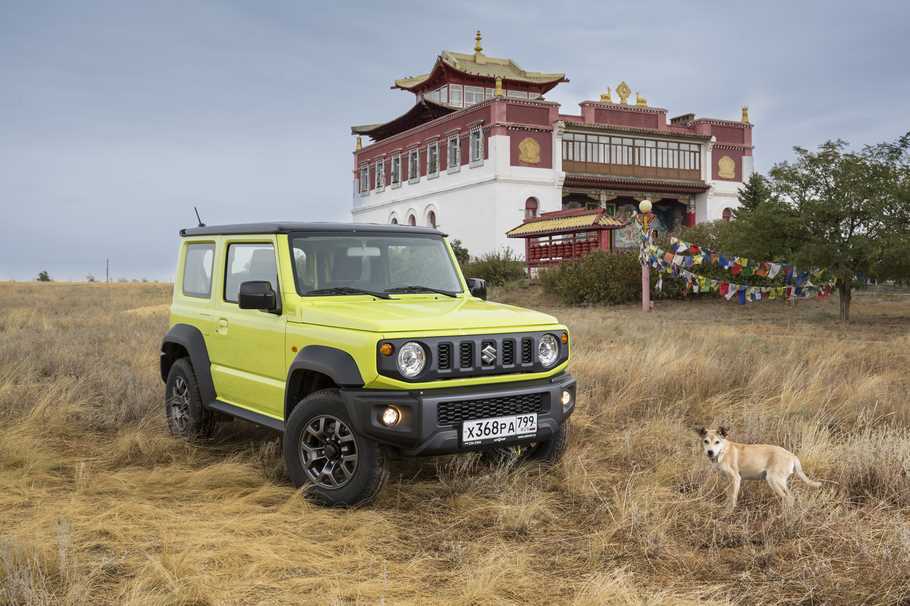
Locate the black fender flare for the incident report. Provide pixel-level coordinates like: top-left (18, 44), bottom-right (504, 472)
top-left (160, 324), bottom-right (216, 404)
top-left (284, 345), bottom-right (364, 418)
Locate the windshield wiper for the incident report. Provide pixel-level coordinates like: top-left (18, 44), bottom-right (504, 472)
top-left (385, 285), bottom-right (458, 298)
top-left (305, 287), bottom-right (394, 299)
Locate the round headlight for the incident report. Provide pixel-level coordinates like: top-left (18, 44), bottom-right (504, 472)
top-left (537, 334), bottom-right (559, 367)
top-left (397, 342), bottom-right (426, 378)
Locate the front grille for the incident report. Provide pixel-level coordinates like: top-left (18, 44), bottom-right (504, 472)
top-left (459, 342), bottom-right (474, 368)
top-left (502, 339), bottom-right (515, 366)
top-left (437, 393), bottom-right (547, 426)
top-left (521, 337), bottom-right (533, 364)
top-left (438, 343), bottom-right (452, 370)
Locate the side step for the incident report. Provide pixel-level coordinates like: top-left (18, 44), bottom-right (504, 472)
top-left (208, 400), bottom-right (285, 433)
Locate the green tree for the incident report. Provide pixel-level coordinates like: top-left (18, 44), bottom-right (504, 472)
top-left (37, 270), bottom-right (51, 282)
top-left (449, 239), bottom-right (470, 268)
top-left (769, 136), bottom-right (910, 322)
top-left (735, 172), bottom-right (773, 216)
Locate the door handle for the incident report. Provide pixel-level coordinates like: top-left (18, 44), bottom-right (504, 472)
top-left (216, 318), bottom-right (229, 335)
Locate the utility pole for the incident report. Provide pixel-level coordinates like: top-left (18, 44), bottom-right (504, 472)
top-left (106, 258), bottom-right (110, 284)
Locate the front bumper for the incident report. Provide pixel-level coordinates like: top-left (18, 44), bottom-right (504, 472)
top-left (339, 372), bottom-right (576, 456)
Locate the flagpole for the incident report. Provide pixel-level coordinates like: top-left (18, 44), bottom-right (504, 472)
top-left (639, 199), bottom-right (654, 312)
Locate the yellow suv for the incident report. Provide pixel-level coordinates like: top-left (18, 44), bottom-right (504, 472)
top-left (161, 222), bottom-right (576, 506)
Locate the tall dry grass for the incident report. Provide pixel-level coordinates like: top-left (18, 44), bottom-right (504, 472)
top-left (1, 281), bottom-right (909, 605)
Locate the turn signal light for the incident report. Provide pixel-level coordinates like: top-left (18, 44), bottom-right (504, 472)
top-left (379, 342), bottom-right (394, 356)
top-left (560, 332), bottom-right (569, 345)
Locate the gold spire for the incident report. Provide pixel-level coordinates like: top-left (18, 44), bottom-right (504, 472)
top-left (494, 76), bottom-right (504, 97)
top-left (474, 30), bottom-right (483, 54)
top-left (600, 87), bottom-right (612, 102)
top-left (741, 105), bottom-right (750, 123)
top-left (355, 135), bottom-right (362, 152)
top-left (635, 91), bottom-right (647, 107)
top-left (616, 81), bottom-right (631, 105)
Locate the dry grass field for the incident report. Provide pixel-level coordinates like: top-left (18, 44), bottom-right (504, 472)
top-left (2, 282), bottom-right (910, 605)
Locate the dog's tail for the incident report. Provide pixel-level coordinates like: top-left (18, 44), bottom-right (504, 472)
top-left (794, 458), bottom-right (822, 488)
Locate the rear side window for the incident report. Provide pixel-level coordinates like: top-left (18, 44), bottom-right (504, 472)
top-left (224, 243), bottom-right (278, 303)
top-left (182, 243), bottom-right (214, 298)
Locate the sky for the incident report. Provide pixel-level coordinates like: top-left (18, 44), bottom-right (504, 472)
top-left (2, 0), bottom-right (909, 281)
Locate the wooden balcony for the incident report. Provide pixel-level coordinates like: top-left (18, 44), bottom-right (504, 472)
top-left (562, 160), bottom-right (700, 182)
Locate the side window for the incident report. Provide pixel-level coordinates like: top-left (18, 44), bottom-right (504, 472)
top-left (182, 243), bottom-right (214, 298)
top-left (224, 243), bottom-right (278, 303)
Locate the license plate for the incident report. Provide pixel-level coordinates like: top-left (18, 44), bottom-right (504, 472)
top-left (461, 413), bottom-right (538, 446)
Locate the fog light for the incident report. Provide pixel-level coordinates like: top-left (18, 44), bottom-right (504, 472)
top-left (380, 406), bottom-right (401, 427)
top-left (561, 390), bottom-right (572, 409)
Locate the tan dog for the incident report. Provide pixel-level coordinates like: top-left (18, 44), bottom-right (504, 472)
top-left (697, 427), bottom-right (821, 510)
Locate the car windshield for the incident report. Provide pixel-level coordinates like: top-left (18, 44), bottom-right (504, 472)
top-left (290, 233), bottom-right (463, 296)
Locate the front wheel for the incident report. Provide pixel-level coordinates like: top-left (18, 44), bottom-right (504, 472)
top-left (482, 420), bottom-right (570, 467)
top-left (283, 389), bottom-right (388, 507)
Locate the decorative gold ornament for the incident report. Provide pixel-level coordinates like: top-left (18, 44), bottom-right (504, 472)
top-left (495, 76), bottom-right (504, 97)
top-left (474, 30), bottom-right (483, 53)
top-left (741, 105), bottom-right (750, 123)
top-left (718, 155), bottom-right (736, 179)
top-left (616, 81), bottom-right (631, 105)
top-left (600, 87), bottom-right (612, 102)
top-left (518, 137), bottom-right (541, 164)
top-left (635, 92), bottom-right (647, 106)
top-left (355, 135), bottom-right (362, 151)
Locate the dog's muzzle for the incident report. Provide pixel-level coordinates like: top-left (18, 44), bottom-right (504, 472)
top-left (707, 451), bottom-right (718, 462)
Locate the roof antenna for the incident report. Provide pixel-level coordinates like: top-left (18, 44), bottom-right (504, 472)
top-left (194, 206), bottom-right (206, 227)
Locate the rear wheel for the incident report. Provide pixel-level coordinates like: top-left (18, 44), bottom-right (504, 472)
top-left (165, 358), bottom-right (215, 440)
top-left (284, 389), bottom-right (387, 507)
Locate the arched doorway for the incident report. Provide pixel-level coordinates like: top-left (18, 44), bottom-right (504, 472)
top-left (408, 214), bottom-right (416, 226)
top-left (525, 197), bottom-right (539, 218)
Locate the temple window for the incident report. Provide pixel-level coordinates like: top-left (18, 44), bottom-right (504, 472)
top-left (427, 210), bottom-right (437, 228)
top-left (374, 159), bottom-right (385, 191)
top-left (447, 134), bottom-right (460, 171)
top-left (507, 90), bottom-right (529, 99)
top-left (391, 153), bottom-right (401, 186)
top-left (562, 133), bottom-right (701, 172)
top-left (427, 141), bottom-right (439, 177)
top-left (408, 148), bottom-right (419, 183)
top-left (449, 85), bottom-right (463, 108)
top-left (359, 164), bottom-right (369, 194)
top-left (469, 127), bottom-right (483, 164)
top-left (464, 86), bottom-right (484, 107)
top-left (408, 214), bottom-right (416, 226)
top-left (525, 197), bottom-right (539, 218)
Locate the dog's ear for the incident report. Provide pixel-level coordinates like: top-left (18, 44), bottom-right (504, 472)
top-left (695, 426), bottom-right (707, 437)
top-left (718, 426), bottom-right (728, 437)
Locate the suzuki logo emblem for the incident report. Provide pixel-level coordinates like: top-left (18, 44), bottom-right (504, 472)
top-left (481, 344), bottom-right (497, 364)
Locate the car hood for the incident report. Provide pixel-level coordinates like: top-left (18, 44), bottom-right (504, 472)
top-left (292, 296), bottom-right (559, 334)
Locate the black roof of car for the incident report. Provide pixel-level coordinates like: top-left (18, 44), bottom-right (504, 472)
top-left (180, 222), bottom-right (446, 237)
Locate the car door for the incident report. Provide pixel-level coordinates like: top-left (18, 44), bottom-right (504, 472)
top-left (207, 236), bottom-right (286, 420)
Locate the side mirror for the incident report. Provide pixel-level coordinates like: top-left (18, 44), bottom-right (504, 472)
top-left (466, 277), bottom-right (487, 301)
top-left (238, 281), bottom-right (279, 312)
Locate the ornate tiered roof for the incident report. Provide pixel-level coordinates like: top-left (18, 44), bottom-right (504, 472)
top-left (507, 208), bottom-right (626, 238)
top-left (393, 32), bottom-right (567, 93)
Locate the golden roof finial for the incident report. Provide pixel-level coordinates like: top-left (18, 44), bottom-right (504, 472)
top-left (600, 87), bottom-right (612, 102)
top-left (616, 81), bottom-right (631, 105)
top-left (635, 91), bottom-right (647, 107)
top-left (741, 105), bottom-right (750, 124)
top-left (355, 135), bottom-right (362, 152)
top-left (474, 30), bottom-right (483, 54)
top-left (494, 76), bottom-right (504, 97)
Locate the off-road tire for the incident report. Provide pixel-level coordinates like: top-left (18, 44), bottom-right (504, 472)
top-left (284, 388), bottom-right (388, 507)
top-left (165, 358), bottom-right (216, 440)
top-left (481, 420), bottom-right (570, 467)
top-left (524, 419), bottom-right (570, 465)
